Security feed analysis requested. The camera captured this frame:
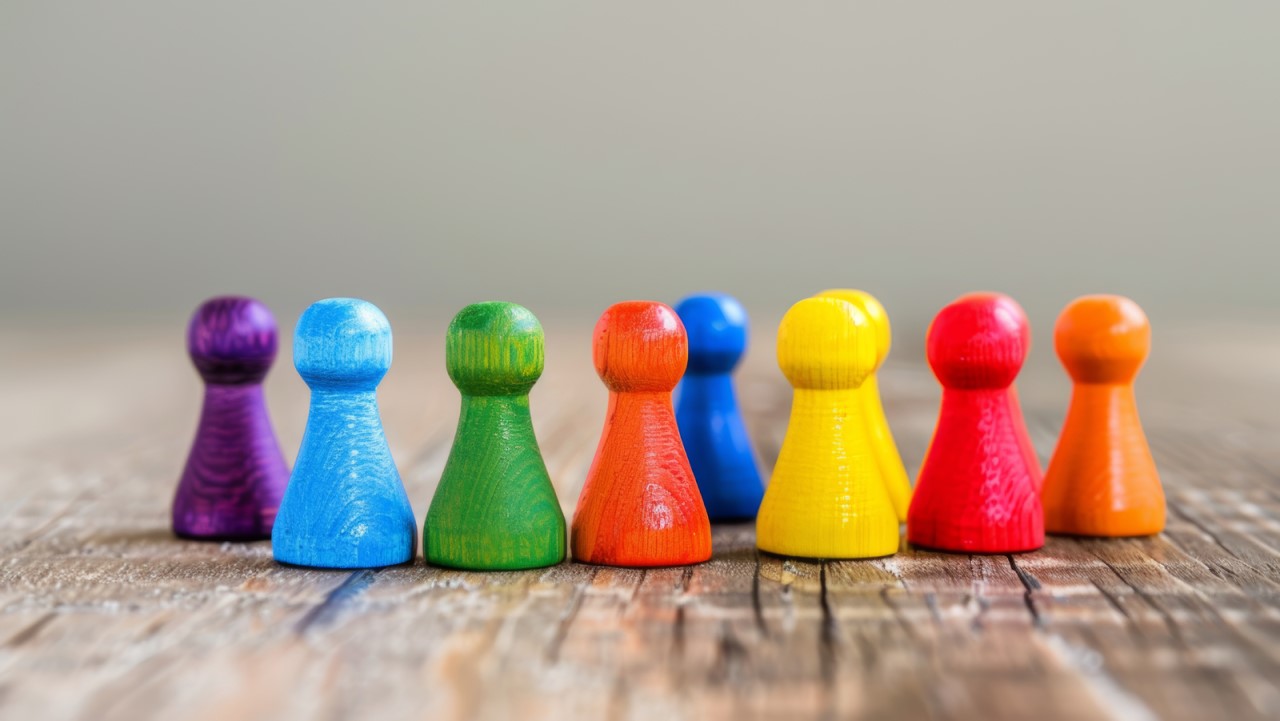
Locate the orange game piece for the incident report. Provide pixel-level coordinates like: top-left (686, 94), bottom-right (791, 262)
top-left (1042, 295), bottom-right (1165, 537)
top-left (571, 301), bottom-right (713, 567)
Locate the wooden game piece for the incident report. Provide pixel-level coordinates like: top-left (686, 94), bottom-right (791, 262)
top-left (907, 293), bottom-right (1044, 554)
top-left (1042, 295), bottom-right (1165, 537)
top-left (272, 298), bottom-right (417, 569)
top-left (1006, 306), bottom-right (1046, 491)
top-left (1009, 385), bottom-right (1045, 492)
top-left (816, 289), bottom-right (912, 522)
top-left (424, 302), bottom-right (567, 569)
top-left (173, 296), bottom-right (290, 540)
top-left (571, 301), bottom-right (712, 567)
top-left (673, 293), bottom-right (764, 521)
top-left (756, 297), bottom-right (899, 559)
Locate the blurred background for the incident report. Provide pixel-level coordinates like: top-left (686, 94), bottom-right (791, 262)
top-left (3, 2), bottom-right (1277, 331)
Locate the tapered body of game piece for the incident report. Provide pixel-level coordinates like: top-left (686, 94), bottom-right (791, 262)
top-left (272, 299), bottom-right (417, 569)
top-left (1042, 295), bottom-right (1165, 537)
top-left (816, 289), bottom-right (911, 522)
top-left (1009, 385), bottom-right (1045, 492)
top-left (572, 301), bottom-right (712, 567)
top-left (173, 296), bottom-right (289, 540)
top-left (673, 293), bottom-right (764, 521)
top-left (908, 293), bottom-right (1044, 554)
top-left (757, 298), bottom-right (899, 559)
top-left (425, 302), bottom-right (566, 570)
top-left (1005, 305), bottom-right (1045, 491)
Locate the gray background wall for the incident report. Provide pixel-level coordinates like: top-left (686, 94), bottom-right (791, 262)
top-left (2, 2), bottom-right (1277, 335)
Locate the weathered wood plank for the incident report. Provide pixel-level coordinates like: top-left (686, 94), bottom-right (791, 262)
top-left (0, 324), bottom-right (1276, 720)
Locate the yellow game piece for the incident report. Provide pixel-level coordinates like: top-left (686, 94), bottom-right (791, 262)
top-left (816, 289), bottom-right (912, 522)
top-left (756, 297), bottom-right (900, 559)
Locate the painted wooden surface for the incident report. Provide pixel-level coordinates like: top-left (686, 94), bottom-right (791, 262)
top-left (425, 302), bottom-right (566, 570)
top-left (1043, 296), bottom-right (1165, 537)
top-left (674, 293), bottom-right (765, 522)
top-left (572, 302), bottom-right (712, 568)
top-left (0, 316), bottom-right (1277, 721)
top-left (816, 289), bottom-right (914, 522)
top-left (758, 298), bottom-right (899, 559)
top-left (172, 297), bottom-right (289, 540)
top-left (272, 299), bottom-right (417, 569)
top-left (910, 293), bottom-right (1045, 554)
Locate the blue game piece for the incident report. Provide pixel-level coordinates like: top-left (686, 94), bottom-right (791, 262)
top-left (673, 293), bottom-right (765, 521)
top-left (272, 298), bottom-right (417, 568)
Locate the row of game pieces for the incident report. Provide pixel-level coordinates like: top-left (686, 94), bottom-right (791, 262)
top-left (173, 290), bottom-right (1164, 569)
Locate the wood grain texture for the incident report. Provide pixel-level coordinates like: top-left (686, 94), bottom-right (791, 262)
top-left (425, 302), bottom-right (566, 570)
top-left (816, 289), bottom-right (913, 523)
top-left (272, 299), bottom-right (417, 569)
top-left (172, 297), bottom-right (289, 540)
top-left (571, 302), bottom-right (712, 567)
top-left (758, 298), bottom-right (899, 559)
top-left (0, 314), bottom-right (1277, 721)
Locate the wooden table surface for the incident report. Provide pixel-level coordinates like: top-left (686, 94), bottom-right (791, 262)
top-left (1, 319), bottom-right (1277, 721)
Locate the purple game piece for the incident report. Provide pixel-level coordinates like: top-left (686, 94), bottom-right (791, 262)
top-left (173, 296), bottom-right (290, 540)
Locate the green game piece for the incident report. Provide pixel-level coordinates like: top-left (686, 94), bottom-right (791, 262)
top-left (424, 302), bottom-right (567, 570)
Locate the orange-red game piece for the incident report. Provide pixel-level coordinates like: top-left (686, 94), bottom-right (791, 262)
top-left (1042, 295), bottom-right (1165, 537)
top-left (908, 293), bottom-right (1045, 554)
top-left (571, 301), bottom-right (713, 567)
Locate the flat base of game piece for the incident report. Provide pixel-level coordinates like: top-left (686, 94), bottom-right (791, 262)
top-left (173, 529), bottom-right (272, 543)
top-left (906, 542), bottom-right (1044, 556)
top-left (425, 557), bottom-right (566, 572)
top-left (1046, 529), bottom-right (1163, 540)
top-left (273, 556), bottom-right (417, 571)
top-left (570, 556), bottom-right (711, 569)
top-left (757, 548), bottom-right (899, 562)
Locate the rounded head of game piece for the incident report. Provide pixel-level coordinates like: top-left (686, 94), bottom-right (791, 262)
top-left (674, 292), bottom-right (748, 374)
top-left (1055, 294), bottom-right (1150, 384)
top-left (187, 296), bottom-right (278, 385)
top-left (446, 301), bottom-right (545, 395)
top-left (777, 297), bottom-right (875, 390)
top-left (294, 298), bottom-right (393, 390)
top-left (593, 301), bottom-right (688, 393)
top-left (817, 289), bottom-right (892, 367)
top-left (927, 292), bottom-right (1029, 390)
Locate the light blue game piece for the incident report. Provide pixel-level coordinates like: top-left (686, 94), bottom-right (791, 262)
top-left (272, 298), bottom-right (417, 568)
top-left (674, 293), bottom-right (765, 521)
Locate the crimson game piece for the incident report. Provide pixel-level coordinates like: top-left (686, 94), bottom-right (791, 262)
top-left (907, 293), bottom-right (1044, 554)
